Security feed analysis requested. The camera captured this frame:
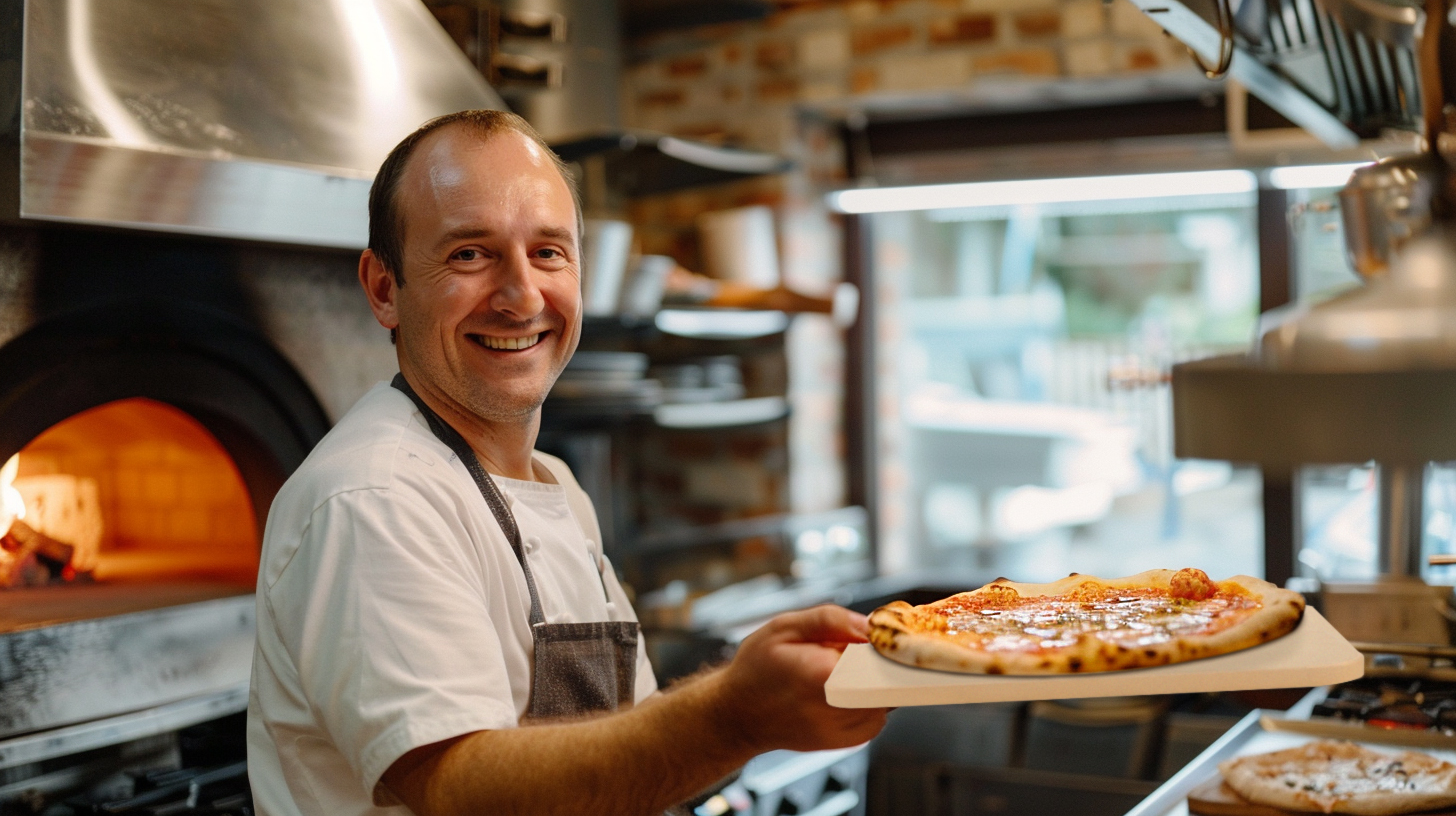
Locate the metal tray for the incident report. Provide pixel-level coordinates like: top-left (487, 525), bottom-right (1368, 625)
top-left (825, 608), bottom-right (1361, 708)
top-left (1124, 711), bottom-right (1456, 816)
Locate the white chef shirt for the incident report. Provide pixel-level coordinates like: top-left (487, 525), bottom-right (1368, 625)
top-left (247, 382), bottom-right (656, 816)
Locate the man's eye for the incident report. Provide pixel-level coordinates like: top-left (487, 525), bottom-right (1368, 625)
top-left (453, 249), bottom-right (480, 262)
top-left (535, 248), bottom-right (563, 260)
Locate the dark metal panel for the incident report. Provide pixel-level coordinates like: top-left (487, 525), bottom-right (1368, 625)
top-left (1257, 187), bottom-right (1296, 587)
top-left (862, 98), bottom-right (1234, 157)
top-left (842, 213), bottom-right (877, 562)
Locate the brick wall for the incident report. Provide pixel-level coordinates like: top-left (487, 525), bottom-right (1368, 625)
top-left (623, 0), bottom-right (1194, 155)
top-left (618, 0), bottom-right (1200, 532)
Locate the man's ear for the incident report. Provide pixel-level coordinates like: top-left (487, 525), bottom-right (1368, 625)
top-left (358, 249), bottom-right (400, 332)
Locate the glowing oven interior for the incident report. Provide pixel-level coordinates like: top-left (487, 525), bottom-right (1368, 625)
top-left (0, 398), bottom-right (259, 630)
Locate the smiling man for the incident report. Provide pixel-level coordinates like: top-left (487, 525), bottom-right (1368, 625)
top-left (245, 110), bottom-right (887, 816)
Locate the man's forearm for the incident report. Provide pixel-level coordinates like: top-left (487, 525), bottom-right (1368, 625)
top-left (386, 668), bottom-right (755, 816)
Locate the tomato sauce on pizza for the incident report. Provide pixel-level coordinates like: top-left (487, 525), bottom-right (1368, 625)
top-left (868, 568), bottom-right (1304, 675)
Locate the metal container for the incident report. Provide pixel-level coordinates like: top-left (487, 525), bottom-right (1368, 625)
top-left (1339, 154), bottom-right (1444, 280)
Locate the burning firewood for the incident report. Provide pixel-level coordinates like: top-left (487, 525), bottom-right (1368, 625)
top-left (3, 518), bottom-right (74, 564)
top-left (0, 519), bottom-right (86, 587)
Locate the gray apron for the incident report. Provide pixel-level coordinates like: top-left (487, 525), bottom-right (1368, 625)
top-left (391, 374), bottom-right (638, 719)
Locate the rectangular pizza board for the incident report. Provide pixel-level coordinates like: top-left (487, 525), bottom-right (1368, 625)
top-left (825, 607), bottom-right (1361, 708)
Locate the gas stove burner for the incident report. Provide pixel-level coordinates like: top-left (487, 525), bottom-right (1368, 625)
top-left (1313, 678), bottom-right (1456, 735)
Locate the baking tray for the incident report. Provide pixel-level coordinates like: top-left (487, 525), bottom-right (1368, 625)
top-left (825, 608), bottom-right (1361, 708)
top-left (1123, 711), bottom-right (1456, 816)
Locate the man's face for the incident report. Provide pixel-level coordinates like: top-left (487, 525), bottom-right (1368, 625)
top-left (391, 127), bottom-right (581, 425)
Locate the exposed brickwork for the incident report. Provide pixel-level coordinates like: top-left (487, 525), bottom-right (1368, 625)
top-left (1014, 9), bottom-right (1062, 38)
top-left (757, 76), bottom-right (800, 102)
top-left (615, 0), bottom-right (1202, 530)
top-left (928, 14), bottom-right (996, 45)
top-left (1123, 45), bottom-right (1162, 71)
top-left (756, 39), bottom-right (795, 70)
top-left (623, 0), bottom-right (1197, 153)
top-left (972, 47), bottom-right (1060, 76)
top-left (666, 53), bottom-right (710, 78)
top-left (851, 22), bottom-right (916, 55)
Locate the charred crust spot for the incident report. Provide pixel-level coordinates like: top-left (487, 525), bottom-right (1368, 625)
top-left (1068, 658), bottom-right (1082, 672)
top-left (1144, 649), bottom-right (1157, 658)
top-left (986, 664), bottom-right (1004, 675)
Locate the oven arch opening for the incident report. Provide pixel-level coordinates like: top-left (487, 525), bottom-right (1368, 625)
top-left (0, 297), bottom-right (330, 621)
top-left (0, 296), bottom-right (330, 530)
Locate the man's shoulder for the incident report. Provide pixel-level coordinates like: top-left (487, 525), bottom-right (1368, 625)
top-left (267, 383), bottom-right (455, 525)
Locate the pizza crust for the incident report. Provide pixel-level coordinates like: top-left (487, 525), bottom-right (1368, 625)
top-left (868, 569), bottom-right (1305, 675)
top-left (1218, 741), bottom-right (1456, 815)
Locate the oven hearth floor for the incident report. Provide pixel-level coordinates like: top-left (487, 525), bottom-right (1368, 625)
top-left (0, 582), bottom-right (251, 633)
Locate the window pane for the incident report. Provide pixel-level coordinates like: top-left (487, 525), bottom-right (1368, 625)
top-left (871, 190), bottom-right (1263, 580)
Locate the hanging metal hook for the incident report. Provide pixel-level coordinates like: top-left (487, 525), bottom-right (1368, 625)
top-left (1184, 0), bottom-right (1236, 79)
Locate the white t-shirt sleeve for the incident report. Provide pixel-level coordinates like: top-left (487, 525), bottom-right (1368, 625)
top-left (263, 486), bottom-right (519, 804)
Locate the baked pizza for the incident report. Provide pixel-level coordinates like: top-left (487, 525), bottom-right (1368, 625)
top-left (868, 568), bottom-right (1304, 674)
top-left (1218, 740), bottom-right (1456, 815)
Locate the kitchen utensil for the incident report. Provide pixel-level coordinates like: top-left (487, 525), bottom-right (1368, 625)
top-left (580, 219), bottom-right (633, 316)
top-left (618, 254), bottom-right (673, 317)
top-left (696, 206), bottom-right (780, 288)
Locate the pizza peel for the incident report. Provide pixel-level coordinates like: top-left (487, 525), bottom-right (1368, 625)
top-left (825, 608), bottom-right (1361, 708)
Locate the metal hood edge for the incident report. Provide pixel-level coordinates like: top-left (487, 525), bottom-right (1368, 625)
top-left (5, 0), bottom-right (505, 249)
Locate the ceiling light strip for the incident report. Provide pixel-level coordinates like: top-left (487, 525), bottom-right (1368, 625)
top-left (826, 170), bottom-right (1259, 214)
top-left (1265, 162), bottom-right (1372, 190)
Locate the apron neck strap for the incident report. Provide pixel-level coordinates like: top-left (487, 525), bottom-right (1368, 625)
top-left (391, 373), bottom-right (546, 627)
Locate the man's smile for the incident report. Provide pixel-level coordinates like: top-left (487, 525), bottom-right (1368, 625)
top-left (469, 331), bottom-right (546, 352)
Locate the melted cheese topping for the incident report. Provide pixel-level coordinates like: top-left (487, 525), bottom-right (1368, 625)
top-left (1226, 741), bottom-right (1456, 812)
top-left (932, 585), bottom-right (1260, 654)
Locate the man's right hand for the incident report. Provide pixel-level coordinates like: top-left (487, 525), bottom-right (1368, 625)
top-left (711, 605), bottom-right (890, 753)
top-left (383, 605), bottom-right (888, 816)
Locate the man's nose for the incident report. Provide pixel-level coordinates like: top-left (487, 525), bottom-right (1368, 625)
top-left (488, 249), bottom-right (546, 318)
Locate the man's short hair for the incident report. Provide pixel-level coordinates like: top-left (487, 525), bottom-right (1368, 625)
top-left (367, 109), bottom-right (581, 285)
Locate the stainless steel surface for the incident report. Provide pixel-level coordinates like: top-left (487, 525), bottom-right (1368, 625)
top-left (21, 135), bottom-right (374, 248)
top-left (0, 594), bottom-right (254, 739)
top-left (1339, 155), bottom-right (1442, 278)
top-left (1260, 229), bottom-right (1456, 371)
top-left (1348, 640), bottom-right (1456, 657)
top-left (495, 0), bottom-right (621, 143)
top-left (1130, 706), bottom-right (1456, 815)
top-left (0, 683), bottom-right (247, 770)
top-left (1171, 355), bottom-right (1456, 465)
top-left (1320, 0), bottom-right (1424, 49)
top-left (1122, 710), bottom-right (1263, 816)
top-left (9, 0), bottom-right (504, 246)
top-left (1380, 463), bottom-right (1428, 578)
top-left (1127, 0), bottom-right (1361, 148)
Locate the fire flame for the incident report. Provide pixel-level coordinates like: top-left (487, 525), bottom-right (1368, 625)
top-left (0, 453), bottom-right (25, 538)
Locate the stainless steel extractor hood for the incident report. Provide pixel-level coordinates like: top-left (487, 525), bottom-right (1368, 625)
top-left (1125, 0), bottom-right (1418, 149)
top-left (5, 0), bottom-right (505, 249)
